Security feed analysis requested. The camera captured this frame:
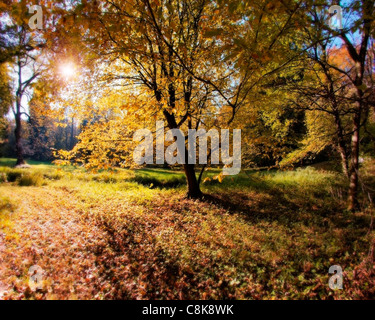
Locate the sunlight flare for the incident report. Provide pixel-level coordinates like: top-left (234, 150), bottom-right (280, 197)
top-left (59, 62), bottom-right (75, 79)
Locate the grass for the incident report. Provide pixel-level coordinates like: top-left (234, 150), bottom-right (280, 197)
top-left (0, 195), bottom-right (16, 239)
top-left (0, 158), bottom-right (374, 299)
top-left (17, 172), bottom-right (44, 187)
top-left (0, 158), bottom-right (53, 168)
top-left (0, 168), bottom-right (46, 186)
top-left (133, 169), bottom-right (186, 188)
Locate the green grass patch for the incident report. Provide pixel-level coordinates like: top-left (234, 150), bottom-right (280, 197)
top-left (0, 158), bottom-right (53, 168)
top-left (133, 169), bottom-right (186, 189)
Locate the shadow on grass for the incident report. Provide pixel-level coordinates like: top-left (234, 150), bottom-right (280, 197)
top-left (86, 167), bottom-right (374, 299)
top-left (200, 175), bottom-right (372, 233)
top-left (132, 170), bottom-right (186, 189)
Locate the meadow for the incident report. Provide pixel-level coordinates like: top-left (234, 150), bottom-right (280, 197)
top-left (0, 158), bottom-right (374, 300)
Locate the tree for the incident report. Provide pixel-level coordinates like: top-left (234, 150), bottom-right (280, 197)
top-left (281, 44), bottom-right (353, 176)
top-left (1, 3), bottom-right (46, 166)
top-left (50, 0), bottom-right (304, 198)
top-left (310, 0), bottom-right (373, 210)
top-left (270, 0), bottom-right (374, 210)
top-left (0, 63), bottom-right (12, 141)
top-left (337, 0), bottom-right (374, 211)
top-left (12, 28), bottom-right (43, 165)
top-left (24, 83), bottom-right (55, 161)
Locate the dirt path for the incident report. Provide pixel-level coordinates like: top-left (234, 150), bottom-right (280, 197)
top-left (0, 186), bottom-right (105, 299)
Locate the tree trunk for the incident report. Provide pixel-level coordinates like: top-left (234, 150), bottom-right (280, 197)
top-left (184, 163), bottom-right (202, 199)
top-left (347, 110), bottom-right (361, 211)
top-left (163, 109), bottom-right (202, 198)
top-left (15, 56), bottom-right (25, 167)
top-left (338, 145), bottom-right (349, 178)
top-left (70, 117), bottom-right (75, 149)
top-left (14, 103), bottom-right (25, 166)
top-left (333, 113), bottom-right (349, 178)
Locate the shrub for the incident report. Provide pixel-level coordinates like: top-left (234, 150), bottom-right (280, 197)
top-left (0, 172), bottom-right (7, 183)
top-left (17, 172), bottom-right (44, 186)
top-left (6, 169), bottom-right (23, 182)
top-left (43, 170), bottom-right (64, 180)
top-left (91, 172), bottom-right (119, 183)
